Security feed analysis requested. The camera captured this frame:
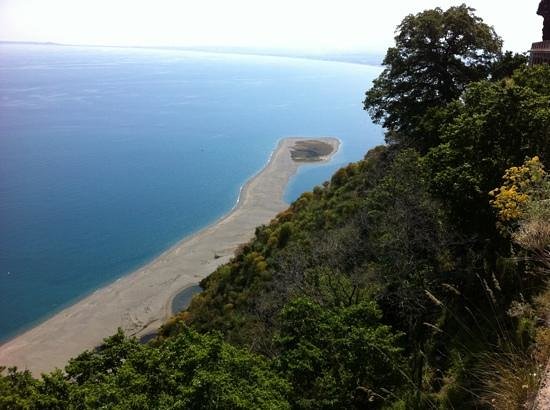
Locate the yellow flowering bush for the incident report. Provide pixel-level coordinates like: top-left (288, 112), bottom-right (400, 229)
top-left (489, 156), bottom-right (547, 225)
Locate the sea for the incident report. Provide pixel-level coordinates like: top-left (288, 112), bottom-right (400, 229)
top-left (0, 44), bottom-right (383, 342)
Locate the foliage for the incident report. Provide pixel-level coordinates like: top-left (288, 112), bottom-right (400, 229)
top-left (364, 4), bottom-right (502, 151)
top-left (511, 161), bottom-right (550, 269)
top-left (275, 298), bottom-right (404, 409)
top-left (424, 67), bottom-right (550, 231)
top-left (0, 329), bottom-right (291, 409)
top-left (476, 161), bottom-right (550, 409)
top-left (476, 352), bottom-right (540, 410)
top-left (489, 51), bottom-right (528, 81)
top-left (490, 156), bottom-right (548, 228)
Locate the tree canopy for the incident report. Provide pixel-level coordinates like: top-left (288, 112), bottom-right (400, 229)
top-left (0, 329), bottom-right (291, 410)
top-left (364, 4), bottom-right (502, 151)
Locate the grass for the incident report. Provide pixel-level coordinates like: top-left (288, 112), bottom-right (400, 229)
top-left (477, 351), bottom-right (541, 410)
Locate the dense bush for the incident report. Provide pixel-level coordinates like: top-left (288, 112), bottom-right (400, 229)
top-left (1, 329), bottom-right (291, 410)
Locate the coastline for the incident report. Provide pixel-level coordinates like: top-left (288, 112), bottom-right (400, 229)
top-left (0, 136), bottom-right (340, 375)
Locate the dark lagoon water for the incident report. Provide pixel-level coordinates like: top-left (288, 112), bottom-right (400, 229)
top-left (0, 44), bottom-right (383, 341)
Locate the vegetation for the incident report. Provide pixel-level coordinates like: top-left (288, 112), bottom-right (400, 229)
top-left (363, 4), bottom-right (503, 151)
top-left (2, 4), bottom-right (550, 409)
top-left (0, 329), bottom-right (290, 409)
top-left (289, 140), bottom-right (335, 162)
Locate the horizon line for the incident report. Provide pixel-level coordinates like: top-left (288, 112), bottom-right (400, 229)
top-left (0, 40), bottom-right (384, 66)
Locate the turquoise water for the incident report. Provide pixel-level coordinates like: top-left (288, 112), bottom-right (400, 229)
top-left (0, 44), bottom-right (382, 341)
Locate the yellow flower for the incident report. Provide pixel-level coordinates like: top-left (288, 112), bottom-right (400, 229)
top-left (490, 156), bottom-right (547, 225)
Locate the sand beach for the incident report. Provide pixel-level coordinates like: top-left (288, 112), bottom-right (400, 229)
top-left (0, 137), bottom-right (340, 375)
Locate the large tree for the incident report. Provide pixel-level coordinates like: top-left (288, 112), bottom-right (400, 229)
top-left (364, 5), bottom-right (502, 151)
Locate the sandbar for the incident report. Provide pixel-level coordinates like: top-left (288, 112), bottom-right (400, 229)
top-left (0, 137), bottom-right (340, 375)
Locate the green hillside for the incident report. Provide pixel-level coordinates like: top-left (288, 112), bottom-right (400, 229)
top-left (2, 5), bottom-right (549, 409)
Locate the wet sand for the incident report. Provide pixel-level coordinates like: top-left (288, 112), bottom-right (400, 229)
top-left (0, 137), bottom-right (340, 375)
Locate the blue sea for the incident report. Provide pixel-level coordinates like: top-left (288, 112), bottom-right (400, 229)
top-left (0, 44), bottom-right (383, 342)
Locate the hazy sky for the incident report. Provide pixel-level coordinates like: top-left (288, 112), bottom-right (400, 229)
top-left (0, 0), bottom-right (542, 54)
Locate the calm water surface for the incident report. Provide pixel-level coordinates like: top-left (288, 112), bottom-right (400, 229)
top-left (0, 44), bottom-right (382, 341)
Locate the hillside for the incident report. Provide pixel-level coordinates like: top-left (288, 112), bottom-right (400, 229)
top-left (1, 5), bottom-right (550, 410)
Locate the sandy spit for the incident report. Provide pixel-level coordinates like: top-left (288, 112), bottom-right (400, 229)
top-left (0, 137), bottom-right (340, 375)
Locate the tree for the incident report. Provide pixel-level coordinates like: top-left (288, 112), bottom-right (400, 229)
top-left (0, 367), bottom-right (40, 409)
top-left (489, 51), bottom-right (528, 81)
top-left (361, 149), bottom-right (451, 331)
top-left (425, 66), bottom-right (550, 232)
top-left (364, 5), bottom-right (502, 151)
top-left (1, 328), bottom-right (291, 409)
top-left (275, 298), bottom-right (403, 409)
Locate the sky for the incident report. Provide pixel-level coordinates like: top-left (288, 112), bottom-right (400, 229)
top-left (0, 0), bottom-right (543, 54)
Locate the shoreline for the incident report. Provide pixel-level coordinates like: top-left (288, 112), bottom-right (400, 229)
top-left (163, 136), bottom-right (340, 319)
top-left (0, 136), bottom-right (340, 375)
